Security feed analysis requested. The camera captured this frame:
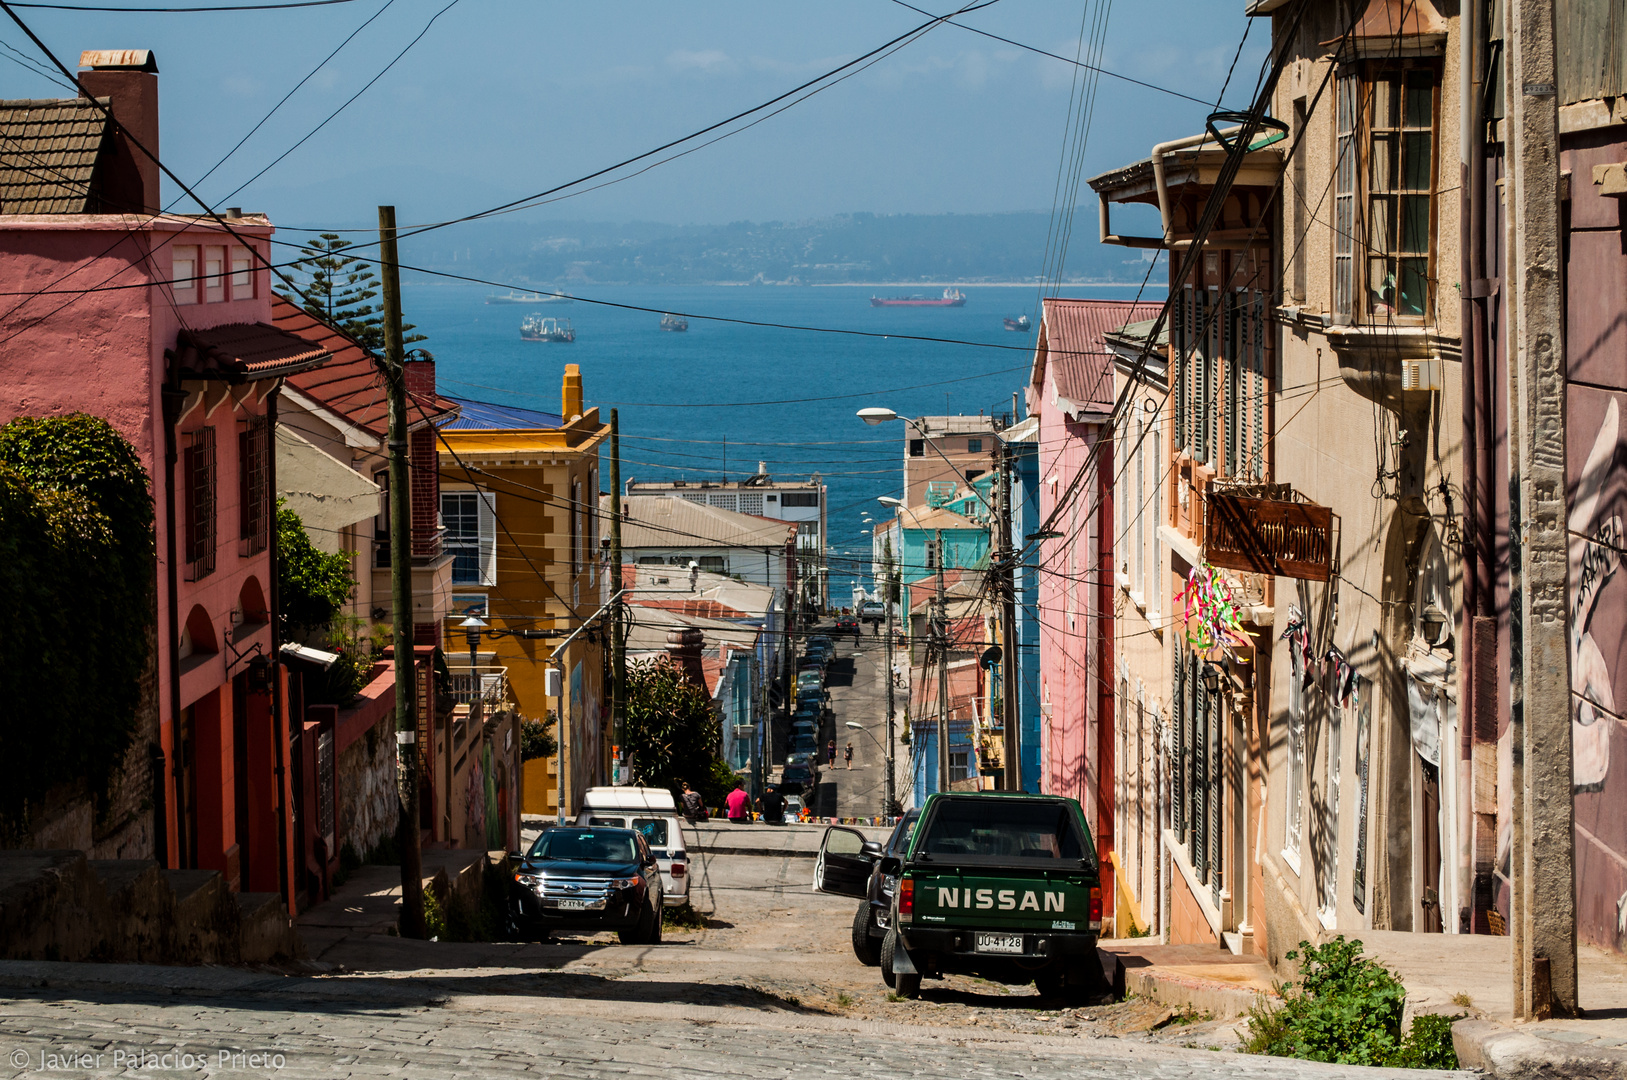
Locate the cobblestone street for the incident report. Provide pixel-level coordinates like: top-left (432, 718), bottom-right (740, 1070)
top-left (0, 843), bottom-right (1473, 1079)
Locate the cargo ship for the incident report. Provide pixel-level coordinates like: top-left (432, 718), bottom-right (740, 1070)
top-left (660, 313), bottom-right (688, 332)
top-left (1003, 314), bottom-right (1031, 331)
top-left (520, 315), bottom-right (575, 342)
top-left (488, 289), bottom-right (573, 305)
top-left (870, 287), bottom-right (966, 308)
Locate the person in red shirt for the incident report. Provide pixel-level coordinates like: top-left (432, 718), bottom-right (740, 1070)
top-left (724, 781), bottom-right (751, 824)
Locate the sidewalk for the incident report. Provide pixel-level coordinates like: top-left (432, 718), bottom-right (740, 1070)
top-left (296, 848), bottom-right (488, 960)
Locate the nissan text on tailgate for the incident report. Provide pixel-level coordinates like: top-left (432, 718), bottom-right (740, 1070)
top-left (815, 792), bottom-right (1105, 1000)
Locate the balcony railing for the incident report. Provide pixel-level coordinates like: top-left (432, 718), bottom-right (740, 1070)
top-left (446, 664), bottom-right (509, 706)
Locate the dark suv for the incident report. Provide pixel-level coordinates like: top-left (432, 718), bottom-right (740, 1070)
top-left (508, 826), bottom-right (664, 944)
top-left (817, 811), bottom-right (918, 966)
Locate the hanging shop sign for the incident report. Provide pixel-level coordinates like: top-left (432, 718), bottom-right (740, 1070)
top-left (1205, 487), bottom-right (1335, 581)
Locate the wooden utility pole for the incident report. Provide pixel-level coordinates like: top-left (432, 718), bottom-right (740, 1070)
top-left (378, 204), bottom-right (425, 940)
top-left (935, 530), bottom-right (950, 793)
top-left (1505, 0), bottom-right (1576, 1019)
top-left (998, 418), bottom-right (1020, 793)
top-left (608, 409), bottom-right (626, 783)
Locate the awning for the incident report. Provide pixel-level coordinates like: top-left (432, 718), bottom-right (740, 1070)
top-left (170, 322), bottom-right (332, 382)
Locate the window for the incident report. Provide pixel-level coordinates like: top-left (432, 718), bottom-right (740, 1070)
top-left (203, 245), bottom-right (225, 303)
top-left (1172, 638), bottom-right (1222, 897)
top-left (373, 469), bottom-right (391, 569)
top-left (1292, 98), bottom-right (1309, 301)
top-left (1334, 63), bottom-right (1439, 323)
top-left (238, 415), bottom-right (269, 556)
top-left (964, 469), bottom-right (984, 484)
top-left (172, 245), bottom-right (198, 304)
top-left (230, 246), bottom-right (254, 300)
top-left (1284, 630), bottom-right (1308, 868)
top-left (781, 491), bottom-right (819, 508)
top-left (442, 490), bottom-right (496, 586)
top-left (184, 427), bottom-right (216, 580)
top-left (698, 555), bottom-right (726, 574)
top-left (919, 796), bottom-right (1088, 862)
top-left (571, 480), bottom-right (583, 576)
top-left (909, 439), bottom-right (925, 457)
top-left (1134, 420), bottom-right (1145, 595)
top-left (948, 751), bottom-right (970, 785)
top-left (966, 438), bottom-right (983, 453)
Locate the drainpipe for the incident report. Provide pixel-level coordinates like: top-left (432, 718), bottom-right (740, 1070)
top-left (1153, 128), bottom-right (1241, 241)
top-left (160, 363), bottom-right (187, 869)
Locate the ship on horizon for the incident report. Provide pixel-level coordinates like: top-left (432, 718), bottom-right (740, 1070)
top-left (870, 287), bottom-right (966, 308)
top-left (488, 289), bottom-right (573, 305)
top-left (520, 315), bottom-right (575, 342)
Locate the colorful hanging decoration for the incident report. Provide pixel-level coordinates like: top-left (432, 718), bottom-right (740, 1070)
top-left (1175, 562), bottom-right (1253, 655)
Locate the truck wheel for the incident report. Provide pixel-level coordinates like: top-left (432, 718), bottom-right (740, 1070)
top-left (880, 929), bottom-right (920, 998)
top-left (1034, 971), bottom-right (1066, 998)
top-left (851, 902), bottom-right (880, 966)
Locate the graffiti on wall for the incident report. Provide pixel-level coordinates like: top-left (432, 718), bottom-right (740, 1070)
top-left (1568, 388), bottom-right (1627, 951)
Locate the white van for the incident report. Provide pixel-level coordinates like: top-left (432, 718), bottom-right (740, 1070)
top-left (576, 786), bottom-right (690, 908)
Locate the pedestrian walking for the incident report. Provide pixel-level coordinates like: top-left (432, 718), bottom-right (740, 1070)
top-left (871, 620), bottom-right (879, 638)
top-left (827, 739), bottom-right (837, 767)
top-left (844, 742), bottom-right (854, 769)
top-left (680, 781), bottom-right (705, 823)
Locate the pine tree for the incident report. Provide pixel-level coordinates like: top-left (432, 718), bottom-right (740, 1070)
top-left (288, 234), bottom-right (433, 358)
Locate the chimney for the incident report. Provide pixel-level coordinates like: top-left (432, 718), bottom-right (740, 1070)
top-left (665, 627), bottom-right (707, 691)
top-left (561, 363), bottom-right (583, 420)
top-left (77, 50), bottom-right (160, 214)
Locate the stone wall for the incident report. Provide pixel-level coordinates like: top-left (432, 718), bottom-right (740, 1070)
top-left (337, 711), bottom-right (396, 860)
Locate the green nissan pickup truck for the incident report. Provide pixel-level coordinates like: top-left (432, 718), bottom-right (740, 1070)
top-left (815, 791), bottom-right (1105, 1000)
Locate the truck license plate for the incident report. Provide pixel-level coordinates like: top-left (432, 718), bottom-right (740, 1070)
top-left (553, 899), bottom-right (589, 911)
top-left (975, 933), bottom-right (1024, 954)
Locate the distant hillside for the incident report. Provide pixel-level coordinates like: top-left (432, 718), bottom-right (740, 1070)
top-left (392, 210), bottom-right (1155, 287)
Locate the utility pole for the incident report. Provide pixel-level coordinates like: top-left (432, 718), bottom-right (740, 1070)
top-left (998, 411), bottom-right (1020, 793)
top-left (935, 530), bottom-right (949, 794)
top-left (608, 409), bottom-right (626, 784)
top-left (378, 205), bottom-right (424, 940)
top-left (885, 566), bottom-right (897, 818)
top-left (1505, 0), bottom-right (1576, 1019)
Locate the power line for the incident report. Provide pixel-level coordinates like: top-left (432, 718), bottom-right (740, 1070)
top-left (10, 0), bottom-right (360, 8)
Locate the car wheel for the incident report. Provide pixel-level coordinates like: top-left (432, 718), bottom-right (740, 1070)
top-left (647, 900), bottom-right (664, 945)
top-left (851, 901), bottom-right (880, 966)
top-left (619, 902), bottom-right (655, 945)
top-left (878, 928), bottom-right (898, 989)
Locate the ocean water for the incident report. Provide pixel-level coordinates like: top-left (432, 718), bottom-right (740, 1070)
top-left (403, 282), bottom-right (1164, 598)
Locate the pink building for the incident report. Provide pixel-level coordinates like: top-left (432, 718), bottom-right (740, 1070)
top-left (0, 51), bottom-right (334, 903)
top-left (1026, 298), bottom-right (1163, 903)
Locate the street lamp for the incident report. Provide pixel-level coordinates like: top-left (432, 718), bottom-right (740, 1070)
top-left (458, 614), bottom-right (487, 689)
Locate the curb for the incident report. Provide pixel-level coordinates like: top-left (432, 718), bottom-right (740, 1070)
top-left (1119, 963), bottom-right (1276, 1021)
top-left (1452, 1018), bottom-right (1627, 1079)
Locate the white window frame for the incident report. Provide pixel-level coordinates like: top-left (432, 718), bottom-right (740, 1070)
top-left (442, 487), bottom-right (497, 587)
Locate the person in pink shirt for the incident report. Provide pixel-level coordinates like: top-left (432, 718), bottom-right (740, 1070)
top-left (724, 782), bottom-right (751, 824)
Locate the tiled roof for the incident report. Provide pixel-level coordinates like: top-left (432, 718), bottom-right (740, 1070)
top-left (171, 322), bottom-right (331, 381)
top-left (275, 295), bottom-right (459, 436)
top-left (0, 98), bottom-right (110, 214)
top-left (636, 598), bottom-right (752, 620)
top-left (1034, 299), bottom-right (1164, 419)
top-left (444, 397), bottom-right (564, 431)
top-left (890, 505), bottom-right (985, 534)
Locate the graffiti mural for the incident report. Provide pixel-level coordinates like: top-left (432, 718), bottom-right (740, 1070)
top-left (1568, 385), bottom-right (1627, 952)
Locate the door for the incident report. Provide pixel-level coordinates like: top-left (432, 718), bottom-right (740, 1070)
top-left (814, 825), bottom-right (877, 898)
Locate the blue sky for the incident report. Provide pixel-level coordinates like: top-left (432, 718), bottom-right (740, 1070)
top-left (6, 0), bottom-right (1268, 228)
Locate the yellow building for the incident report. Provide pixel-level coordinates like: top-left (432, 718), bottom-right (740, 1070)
top-left (437, 366), bottom-right (609, 818)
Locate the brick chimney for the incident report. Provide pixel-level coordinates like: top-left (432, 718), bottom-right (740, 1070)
top-left (665, 627), bottom-right (707, 690)
top-left (562, 363), bottom-right (583, 420)
top-left (77, 50), bottom-right (160, 214)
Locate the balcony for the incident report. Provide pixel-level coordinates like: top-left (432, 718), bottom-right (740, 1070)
top-left (446, 664), bottom-right (509, 706)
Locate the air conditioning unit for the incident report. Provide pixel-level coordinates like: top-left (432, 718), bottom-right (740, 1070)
top-left (1400, 358), bottom-right (1443, 392)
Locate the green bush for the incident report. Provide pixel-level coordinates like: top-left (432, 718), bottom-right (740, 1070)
top-left (1243, 937), bottom-right (1458, 1070)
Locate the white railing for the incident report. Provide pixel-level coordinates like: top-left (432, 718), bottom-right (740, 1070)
top-left (447, 665), bottom-right (508, 705)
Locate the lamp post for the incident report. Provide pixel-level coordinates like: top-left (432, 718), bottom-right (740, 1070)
top-left (857, 407), bottom-right (993, 514)
top-left (458, 614), bottom-right (488, 699)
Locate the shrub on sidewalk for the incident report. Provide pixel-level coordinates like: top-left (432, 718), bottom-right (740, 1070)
top-left (1243, 936), bottom-right (1458, 1069)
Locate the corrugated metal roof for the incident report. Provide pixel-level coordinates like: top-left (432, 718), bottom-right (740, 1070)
top-left (275, 295), bottom-right (460, 435)
top-left (612, 494), bottom-right (797, 550)
top-left (444, 397), bottom-right (564, 431)
top-left (171, 321), bottom-right (331, 381)
top-left (1034, 298), bottom-right (1164, 419)
top-left (0, 97), bottom-right (110, 214)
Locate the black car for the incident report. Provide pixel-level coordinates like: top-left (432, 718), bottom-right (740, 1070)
top-left (835, 616), bottom-right (860, 637)
top-left (781, 762), bottom-right (815, 791)
top-left (816, 811), bottom-right (918, 966)
top-left (508, 826), bottom-right (664, 944)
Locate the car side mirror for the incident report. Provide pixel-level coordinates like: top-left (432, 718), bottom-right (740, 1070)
top-left (879, 855), bottom-right (902, 875)
top-left (508, 850), bottom-right (523, 862)
top-left (860, 840), bottom-right (884, 859)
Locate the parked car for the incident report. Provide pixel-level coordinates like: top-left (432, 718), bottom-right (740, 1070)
top-left (575, 785), bottom-right (689, 908)
top-left (781, 762), bottom-right (815, 791)
top-left (814, 792), bottom-right (1105, 1000)
top-left (822, 810), bottom-right (919, 966)
top-left (508, 826), bottom-right (665, 944)
top-left (789, 734), bottom-right (818, 756)
top-left (784, 793), bottom-right (805, 818)
top-left (796, 671), bottom-right (824, 693)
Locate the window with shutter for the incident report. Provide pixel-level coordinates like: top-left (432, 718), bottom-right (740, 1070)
top-left (238, 415), bottom-right (269, 556)
top-left (1334, 69), bottom-right (1358, 323)
top-left (1193, 661), bottom-right (1209, 882)
top-left (184, 427), bottom-right (216, 580)
top-left (1172, 639), bottom-right (1187, 839)
top-left (1285, 635), bottom-right (1307, 865)
top-left (1173, 288), bottom-right (1188, 453)
top-left (478, 490), bottom-right (497, 586)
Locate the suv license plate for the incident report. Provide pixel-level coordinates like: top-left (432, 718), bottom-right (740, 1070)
top-left (553, 899), bottom-right (589, 911)
top-left (975, 933), bottom-right (1024, 954)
